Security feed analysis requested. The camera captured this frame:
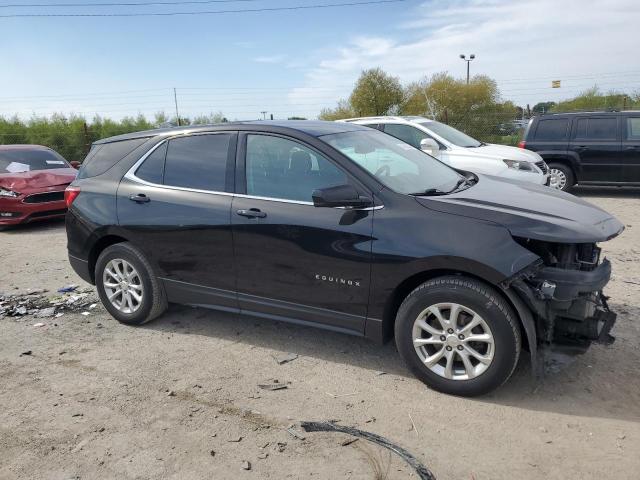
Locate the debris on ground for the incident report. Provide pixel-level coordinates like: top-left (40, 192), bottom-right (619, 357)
top-left (300, 421), bottom-right (436, 480)
top-left (286, 427), bottom-right (306, 440)
top-left (257, 452), bottom-right (268, 459)
top-left (241, 460), bottom-right (251, 470)
top-left (57, 284), bottom-right (79, 293)
top-left (0, 288), bottom-right (99, 320)
top-left (258, 380), bottom-right (288, 391)
top-left (20, 350), bottom-right (32, 357)
top-left (32, 322), bottom-right (45, 328)
top-left (341, 438), bottom-right (359, 447)
top-left (274, 352), bottom-right (298, 365)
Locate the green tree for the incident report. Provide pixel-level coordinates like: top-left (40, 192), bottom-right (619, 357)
top-left (551, 86), bottom-right (640, 112)
top-left (349, 68), bottom-right (404, 116)
top-left (532, 101), bottom-right (556, 114)
top-left (318, 99), bottom-right (356, 121)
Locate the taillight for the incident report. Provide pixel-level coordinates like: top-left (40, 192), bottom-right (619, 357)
top-left (64, 186), bottom-right (81, 208)
top-left (518, 140), bottom-right (527, 149)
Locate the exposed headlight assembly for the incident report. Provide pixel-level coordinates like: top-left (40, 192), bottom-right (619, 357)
top-left (503, 159), bottom-right (536, 172)
top-left (0, 187), bottom-right (20, 198)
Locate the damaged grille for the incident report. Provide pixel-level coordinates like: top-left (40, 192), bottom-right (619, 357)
top-left (516, 239), bottom-right (601, 271)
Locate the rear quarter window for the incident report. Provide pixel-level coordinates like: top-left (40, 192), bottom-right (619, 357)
top-left (78, 138), bottom-right (148, 179)
top-left (533, 118), bottom-right (569, 141)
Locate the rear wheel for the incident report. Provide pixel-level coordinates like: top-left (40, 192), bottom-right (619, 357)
top-left (395, 276), bottom-right (521, 396)
top-left (548, 163), bottom-right (575, 191)
top-left (95, 242), bottom-right (167, 325)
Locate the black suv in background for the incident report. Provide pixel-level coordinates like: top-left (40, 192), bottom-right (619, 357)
top-left (65, 121), bottom-right (623, 396)
top-left (520, 111), bottom-right (640, 190)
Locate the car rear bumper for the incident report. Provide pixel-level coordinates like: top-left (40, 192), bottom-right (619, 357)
top-left (0, 195), bottom-right (67, 225)
top-left (68, 253), bottom-right (93, 284)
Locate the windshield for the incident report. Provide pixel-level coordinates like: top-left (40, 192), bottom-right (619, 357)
top-left (419, 121), bottom-right (482, 148)
top-left (322, 129), bottom-right (465, 195)
top-left (0, 149), bottom-right (69, 174)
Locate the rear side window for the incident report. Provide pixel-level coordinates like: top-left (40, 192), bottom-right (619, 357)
top-left (163, 134), bottom-right (232, 191)
top-left (574, 117), bottom-right (617, 140)
top-left (79, 138), bottom-right (148, 178)
top-left (626, 118), bottom-right (640, 140)
top-left (533, 118), bottom-right (569, 141)
top-left (383, 124), bottom-right (433, 149)
top-left (135, 142), bottom-right (167, 184)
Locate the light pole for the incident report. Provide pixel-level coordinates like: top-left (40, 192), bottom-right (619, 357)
top-left (261, 111), bottom-right (268, 120)
top-left (459, 54), bottom-right (475, 84)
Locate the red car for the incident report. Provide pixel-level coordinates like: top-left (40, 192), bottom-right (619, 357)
top-left (0, 145), bottom-right (79, 226)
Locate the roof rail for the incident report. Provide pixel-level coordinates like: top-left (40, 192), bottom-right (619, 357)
top-left (340, 115), bottom-right (406, 122)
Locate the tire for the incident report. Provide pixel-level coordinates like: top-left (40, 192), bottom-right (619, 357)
top-left (548, 162), bottom-right (575, 191)
top-left (95, 242), bottom-right (167, 325)
top-left (394, 276), bottom-right (521, 397)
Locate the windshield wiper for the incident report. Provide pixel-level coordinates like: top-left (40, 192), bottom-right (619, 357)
top-left (408, 188), bottom-right (449, 196)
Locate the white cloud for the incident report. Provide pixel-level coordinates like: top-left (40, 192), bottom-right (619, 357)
top-left (288, 0), bottom-right (640, 117)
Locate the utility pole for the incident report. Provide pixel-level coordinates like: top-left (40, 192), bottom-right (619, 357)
top-left (261, 111), bottom-right (267, 120)
top-left (459, 54), bottom-right (476, 84)
top-left (174, 88), bottom-right (181, 126)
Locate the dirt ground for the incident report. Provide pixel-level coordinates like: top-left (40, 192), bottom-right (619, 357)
top-left (1, 187), bottom-right (639, 480)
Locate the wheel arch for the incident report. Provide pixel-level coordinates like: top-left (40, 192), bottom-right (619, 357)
top-left (375, 269), bottom-right (535, 366)
top-left (540, 153), bottom-right (580, 179)
top-left (87, 234), bottom-right (129, 283)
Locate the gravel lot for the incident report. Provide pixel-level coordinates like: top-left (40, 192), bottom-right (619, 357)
top-left (1, 188), bottom-right (639, 480)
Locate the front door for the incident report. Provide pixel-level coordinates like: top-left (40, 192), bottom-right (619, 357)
top-left (622, 116), bottom-right (640, 182)
top-left (231, 133), bottom-right (374, 334)
top-left (117, 132), bottom-right (238, 310)
top-left (570, 116), bottom-right (623, 182)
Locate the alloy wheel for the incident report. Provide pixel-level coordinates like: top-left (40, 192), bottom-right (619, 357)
top-left (102, 258), bottom-right (144, 314)
top-left (412, 302), bottom-right (495, 380)
top-left (549, 168), bottom-right (567, 190)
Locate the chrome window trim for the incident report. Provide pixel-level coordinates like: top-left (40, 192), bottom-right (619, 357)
top-left (124, 134), bottom-right (384, 211)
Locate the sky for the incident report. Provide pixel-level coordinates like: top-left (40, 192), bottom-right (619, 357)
top-left (1, 0), bottom-right (639, 121)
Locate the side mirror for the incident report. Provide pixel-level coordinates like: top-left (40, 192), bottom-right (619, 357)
top-left (419, 138), bottom-right (440, 157)
top-left (70, 161), bottom-right (81, 169)
top-left (312, 184), bottom-right (372, 209)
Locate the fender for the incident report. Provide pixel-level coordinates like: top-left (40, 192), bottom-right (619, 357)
top-left (538, 151), bottom-right (581, 174)
top-left (501, 286), bottom-right (540, 378)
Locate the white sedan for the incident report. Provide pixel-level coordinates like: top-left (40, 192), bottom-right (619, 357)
top-left (339, 116), bottom-right (549, 185)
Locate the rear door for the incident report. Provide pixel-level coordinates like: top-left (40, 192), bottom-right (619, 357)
top-left (231, 132), bottom-right (374, 333)
top-left (621, 115), bottom-right (640, 182)
top-left (570, 116), bottom-right (623, 182)
top-left (117, 132), bottom-right (238, 310)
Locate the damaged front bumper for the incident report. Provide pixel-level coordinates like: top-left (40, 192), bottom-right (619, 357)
top-left (506, 257), bottom-right (617, 355)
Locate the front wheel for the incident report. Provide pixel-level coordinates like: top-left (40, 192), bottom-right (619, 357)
top-left (395, 276), bottom-right (521, 396)
top-left (548, 163), bottom-right (575, 191)
top-left (95, 242), bottom-right (167, 325)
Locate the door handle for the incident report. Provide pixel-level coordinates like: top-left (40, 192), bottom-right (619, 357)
top-left (575, 145), bottom-right (589, 150)
top-left (625, 146), bottom-right (639, 150)
top-left (236, 208), bottom-right (266, 218)
top-left (129, 194), bottom-right (150, 203)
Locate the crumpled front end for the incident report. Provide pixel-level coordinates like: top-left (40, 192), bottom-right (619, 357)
top-left (505, 239), bottom-right (617, 353)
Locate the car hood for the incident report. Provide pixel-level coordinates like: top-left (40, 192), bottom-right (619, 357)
top-left (0, 168), bottom-right (77, 192)
top-left (469, 143), bottom-right (542, 163)
top-left (415, 175), bottom-right (624, 243)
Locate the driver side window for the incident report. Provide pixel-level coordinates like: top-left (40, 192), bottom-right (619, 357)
top-left (245, 134), bottom-right (347, 202)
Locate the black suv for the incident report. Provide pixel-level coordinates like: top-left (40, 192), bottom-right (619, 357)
top-left (65, 121), bottom-right (623, 396)
top-left (520, 111), bottom-right (640, 191)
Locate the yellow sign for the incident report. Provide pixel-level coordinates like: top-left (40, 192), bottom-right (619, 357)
top-left (552, 80), bottom-right (561, 88)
